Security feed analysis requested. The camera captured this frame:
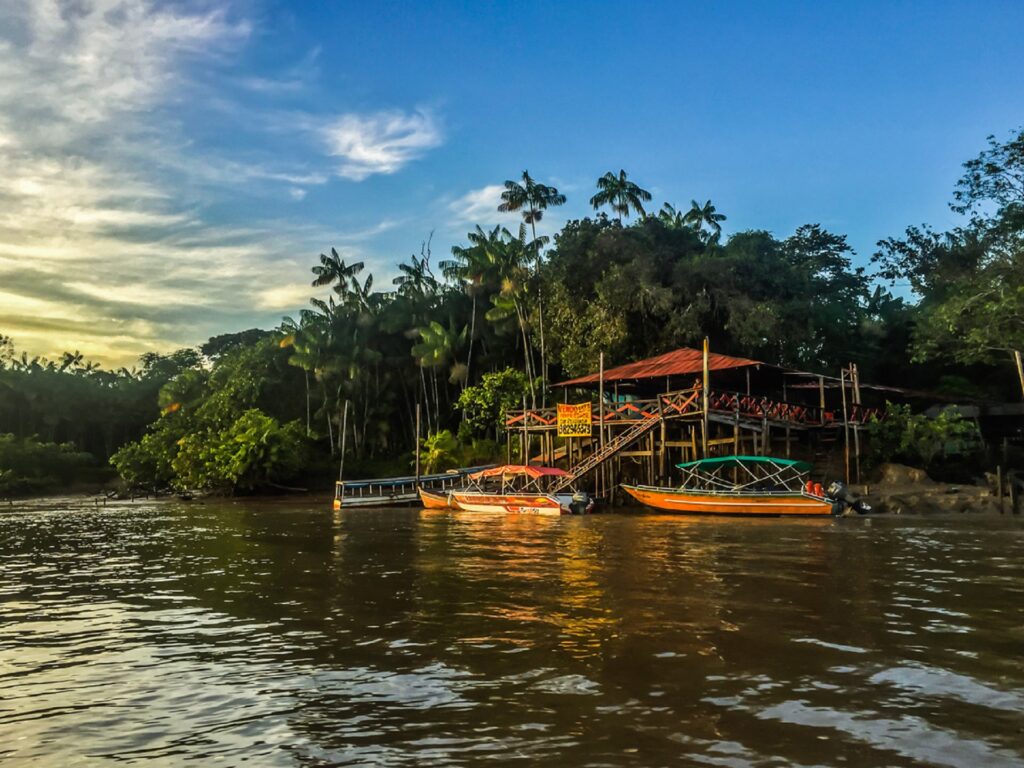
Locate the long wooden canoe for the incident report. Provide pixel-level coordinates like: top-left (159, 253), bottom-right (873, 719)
top-left (621, 483), bottom-right (833, 516)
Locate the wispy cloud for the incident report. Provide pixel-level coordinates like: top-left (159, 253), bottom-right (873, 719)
top-left (0, 1), bottom-right (432, 365)
top-left (448, 184), bottom-right (513, 224)
top-left (323, 109), bottom-right (443, 181)
top-left (0, 1), bottom-right (331, 364)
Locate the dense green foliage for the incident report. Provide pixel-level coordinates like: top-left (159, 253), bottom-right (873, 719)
top-left (0, 434), bottom-right (95, 496)
top-left (455, 369), bottom-right (532, 441)
top-left (866, 403), bottom-right (980, 470)
top-left (108, 337), bottom-right (311, 493)
top-left (874, 128), bottom-right (1024, 373)
top-left (3, 131), bottom-right (1022, 493)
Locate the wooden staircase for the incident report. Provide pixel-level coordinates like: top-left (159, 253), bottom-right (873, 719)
top-left (551, 412), bottom-right (663, 493)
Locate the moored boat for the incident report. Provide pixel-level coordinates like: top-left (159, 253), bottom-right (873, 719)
top-left (451, 465), bottom-right (594, 516)
top-left (418, 487), bottom-right (453, 509)
top-left (333, 466), bottom-right (491, 510)
top-left (622, 455), bottom-right (846, 516)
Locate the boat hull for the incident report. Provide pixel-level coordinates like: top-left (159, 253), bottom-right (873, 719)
top-left (418, 488), bottom-right (453, 509)
top-left (621, 484), bottom-right (833, 516)
top-left (451, 492), bottom-right (589, 516)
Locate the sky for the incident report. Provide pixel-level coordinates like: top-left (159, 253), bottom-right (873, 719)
top-left (1, 0), bottom-right (1022, 366)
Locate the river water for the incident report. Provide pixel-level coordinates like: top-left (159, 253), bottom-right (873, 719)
top-left (1, 499), bottom-right (1023, 767)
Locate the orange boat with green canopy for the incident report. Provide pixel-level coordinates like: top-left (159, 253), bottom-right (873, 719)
top-left (621, 455), bottom-right (837, 516)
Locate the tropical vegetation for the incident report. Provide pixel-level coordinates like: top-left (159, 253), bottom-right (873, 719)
top-left (1, 128), bottom-right (1021, 495)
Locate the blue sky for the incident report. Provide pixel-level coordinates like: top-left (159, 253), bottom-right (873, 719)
top-left (1, 0), bottom-right (1022, 365)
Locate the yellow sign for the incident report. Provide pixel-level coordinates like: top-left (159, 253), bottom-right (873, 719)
top-left (557, 402), bottom-right (592, 437)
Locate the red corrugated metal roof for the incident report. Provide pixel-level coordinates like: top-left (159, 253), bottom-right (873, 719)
top-left (556, 347), bottom-right (763, 387)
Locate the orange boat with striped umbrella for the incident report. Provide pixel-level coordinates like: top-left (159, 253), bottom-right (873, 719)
top-left (622, 456), bottom-right (836, 516)
top-left (451, 465), bottom-right (594, 516)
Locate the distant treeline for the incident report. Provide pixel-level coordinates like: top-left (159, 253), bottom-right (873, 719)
top-left (1, 128), bottom-right (1021, 495)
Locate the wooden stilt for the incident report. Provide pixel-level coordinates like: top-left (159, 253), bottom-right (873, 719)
top-left (1015, 350), bottom-right (1024, 400)
top-left (840, 365), bottom-right (851, 484)
top-left (819, 375), bottom-right (826, 424)
top-left (702, 337), bottom-right (710, 457)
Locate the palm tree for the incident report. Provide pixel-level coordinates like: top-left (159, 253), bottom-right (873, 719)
top-left (684, 199), bottom-right (727, 242)
top-left (484, 224), bottom-right (538, 407)
top-left (59, 350), bottom-right (84, 372)
top-left (589, 169), bottom-right (652, 222)
top-left (497, 171), bottom-right (565, 406)
top-left (311, 247), bottom-right (364, 299)
top-left (441, 225), bottom-right (505, 386)
top-left (393, 235), bottom-right (439, 303)
top-left (656, 202), bottom-right (686, 229)
top-left (412, 318), bottom-right (467, 427)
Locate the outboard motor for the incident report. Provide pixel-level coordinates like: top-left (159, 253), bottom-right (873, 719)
top-left (826, 481), bottom-right (871, 515)
top-left (570, 492), bottom-right (591, 515)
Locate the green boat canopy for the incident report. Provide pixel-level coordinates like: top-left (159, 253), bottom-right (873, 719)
top-left (676, 455), bottom-right (813, 472)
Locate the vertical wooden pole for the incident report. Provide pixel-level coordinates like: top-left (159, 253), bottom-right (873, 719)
top-left (851, 363), bottom-right (862, 483)
top-left (1015, 350), bottom-right (1024, 400)
top-left (413, 402), bottom-right (420, 487)
top-left (702, 337), bottom-right (710, 457)
top-left (840, 366), bottom-right (850, 484)
top-left (599, 353), bottom-right (606, 455)
top-left (522, 395), bottom-right (529, 465)
top-left (818, 375), bottom-right (826, 424)
top-left (785, 426), bottom-right (791, 458)
top-left (997, 465), bottom-right (1004, 514)
top-left (659, 397), bottom-right (667, 482)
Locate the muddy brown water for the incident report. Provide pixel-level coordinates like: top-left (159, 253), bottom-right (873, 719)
top-left (2, 499), bottom-right (1023, 766)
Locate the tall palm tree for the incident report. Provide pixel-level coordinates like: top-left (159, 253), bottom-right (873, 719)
top-left (684, 199), bottom-right (727, 243)
top-left (589, 169), bottom-right (652, 222)
top-left (484, 224), bottom-right (538, 407)
top-left (412, 318), bottom-right (468, 428)
top-left (441, 224), bottom-right (505, 386)
top-left (311, 247), bottom-right (364, 299)
top-left (497, 171), bottom-right (565, 406)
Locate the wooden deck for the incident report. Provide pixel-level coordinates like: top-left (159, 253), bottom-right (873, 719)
top-left (506, 388), bottom-right (881, 432)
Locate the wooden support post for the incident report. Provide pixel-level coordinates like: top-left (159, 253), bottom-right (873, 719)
top-left (997, 465), bottom-right (1004, 514)
top-left (819, 375), bottom-right (826, 425)
top-left (702, 337), bottom-right (710, 457)
top-left (649, 431), bottom-right (655, 485)
top-left (762, 416), bottom-right (769, 456)
top-left (599, 352), bottom-right (606, 456)
top-left (853, 423), bottom-right (861, 484)
top-left (413, 402), bottom-right (420, 488)
top-left (840, 366), bottom-right (851, 484)
top-left (659, 405), bottom-right (667, 481)
top-left (785, 426), bottom-right (791, 458)
top-left (1015, 350), bottom-right (1024, 400)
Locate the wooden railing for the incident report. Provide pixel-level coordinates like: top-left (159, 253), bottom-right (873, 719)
top-left (506, 387), bottom-right (882, 430)
top-left (506, 388), bottom-right (701, 430)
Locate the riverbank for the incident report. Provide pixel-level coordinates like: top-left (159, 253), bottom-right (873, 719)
top-left (858, 463), bottom-right (1020, 516)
